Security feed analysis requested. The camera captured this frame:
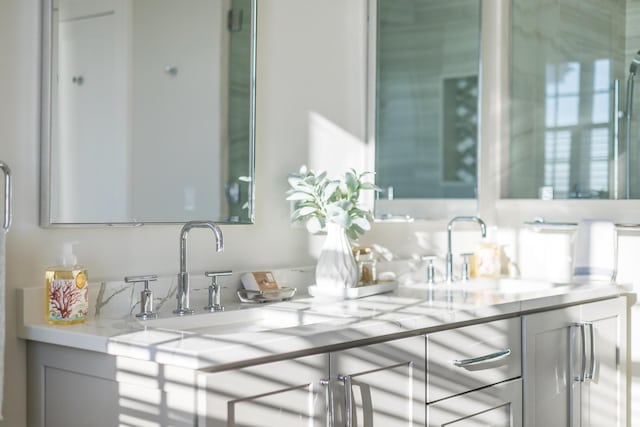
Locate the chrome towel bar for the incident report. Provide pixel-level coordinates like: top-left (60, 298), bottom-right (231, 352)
top-left (0, 162), bottom-right (10, 232)
top-left (525, 218), bottom-right (640, 231)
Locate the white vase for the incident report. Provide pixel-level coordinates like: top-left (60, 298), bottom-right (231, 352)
top-left (315, 222), bottom-right (358, 289)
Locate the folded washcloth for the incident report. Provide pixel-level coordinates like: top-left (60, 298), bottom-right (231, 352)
top-left (572, 220), bottom-right (617, 282)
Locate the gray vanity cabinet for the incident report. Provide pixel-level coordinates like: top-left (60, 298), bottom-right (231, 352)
top-left (25, 294), bottom-right (632, 427)
top-left (522, 297), bottom-right (628, 427)
top-left (197, 335), bottom-right (426, 427)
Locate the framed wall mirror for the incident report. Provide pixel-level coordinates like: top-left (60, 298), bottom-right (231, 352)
top-left (40, 0), bottom-right (256, 226)
top-left (505, 0), bottom-right (640, 201)
top-left (369, 0), bottom-right (481, 220)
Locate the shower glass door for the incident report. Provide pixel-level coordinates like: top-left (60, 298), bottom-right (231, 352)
top-left (505, 0), bottom-right (640, 200)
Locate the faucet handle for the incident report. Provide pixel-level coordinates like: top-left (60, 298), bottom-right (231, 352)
top-left (125, 274), bottom-right (158, 284)
top-left (421, 255), bottom-right (438, 285)
top-left (124, 274), bottom-right (158, 320)
top-left (460, 253), bottom-right (473, 282)
top-left (204, 271), bottom-right (232, 312)
top-left (205, 270), bottom-right (233, 280)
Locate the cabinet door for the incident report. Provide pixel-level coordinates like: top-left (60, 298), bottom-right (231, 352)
top-left (197, 354), bottom-right (329, 427)
top-left (427, 378), bottom-right (522, 427)
top-left (578, 298), bottom-right (627, 427)
top-left (523, 297), bottom-right (628, 427)
top-left (523, 304), bottom-right (580, 427)
top-left (329, 336), bottom-right (426, 427)
top-left (28, 342), bottom-right (197, 427)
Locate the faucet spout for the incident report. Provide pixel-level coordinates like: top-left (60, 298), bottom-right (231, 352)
top-left (445, 216), bottom-right (486, 283)
top-left (175, 220), bottom-right (224, 315)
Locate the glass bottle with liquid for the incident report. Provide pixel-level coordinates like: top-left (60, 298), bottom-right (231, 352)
top-left (353, 246), bottom-right (377, 286)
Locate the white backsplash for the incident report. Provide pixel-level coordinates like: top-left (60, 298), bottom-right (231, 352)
top-left (90, 267), bottom-right (316, 320)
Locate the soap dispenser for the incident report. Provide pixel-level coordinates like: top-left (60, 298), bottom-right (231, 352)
top-left (45, 242), bottom-right (89, 325)
top-left (473, 226), bottom-right (501, 278)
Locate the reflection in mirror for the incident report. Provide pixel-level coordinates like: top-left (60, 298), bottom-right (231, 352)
top-left (506, 0), bottom-right (640, 200)
top-left (371, 0), bottom-right (480, 220)
top-left (41, 0), bottom-right (255, 226)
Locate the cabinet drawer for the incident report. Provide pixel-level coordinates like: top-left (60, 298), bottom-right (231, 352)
top-left (426, 317), bottom-right (521, 402)
top-left (427, 378), bottom-right (522, 427)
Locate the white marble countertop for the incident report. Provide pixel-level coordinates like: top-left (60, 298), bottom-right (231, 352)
top-left (18, 278), bottom-right (635, 371)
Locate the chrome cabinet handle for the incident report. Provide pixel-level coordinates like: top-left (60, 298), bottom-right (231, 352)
top-left (0, 162), bottom-right (11, 232)
top-left (586, 322), bottom-right (596, 381)
top-left (320, 379), bottom-right (333, 427)
top-left (338, 375), bottom-right (353, 427)
top-left (453, 349), bottom-right (511, 367)
top-left (576, 322), bottom-right (587, 382)
top-left (573, 322), bottom-right (592, 382)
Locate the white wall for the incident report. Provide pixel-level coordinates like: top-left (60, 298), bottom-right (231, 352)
top-left (0, 0), bottom-right (367, 425)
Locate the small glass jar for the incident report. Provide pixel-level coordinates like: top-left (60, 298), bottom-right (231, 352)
top-left (353, 246), bottom-right (377, 286)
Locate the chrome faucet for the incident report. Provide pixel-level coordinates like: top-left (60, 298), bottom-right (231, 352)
top-left (445, 216), bottom-right (486, 283)
top-left (174, 220), bottom-right (224, 315)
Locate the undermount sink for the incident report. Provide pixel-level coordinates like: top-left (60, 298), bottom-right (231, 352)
top-left (400, 278), bottom-right (569, 295)
top-left (466, 278), bottom-right (570, 294)
top-left (136, 305), bottom-right (346, 335)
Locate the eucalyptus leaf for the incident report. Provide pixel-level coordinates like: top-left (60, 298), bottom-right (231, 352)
top-left (286, 192), bottom-right (314, 201)
top-left (323, 181), bottom-right (340, 202)
top-left (348, 223), bottom-right (366, 239)
top-left (325, 204), bottom-right (351, 228)
top-left (360, 182), bottom-right (382, 191)
top-left (335, 199), bottom-right (353, 211)
top-left (306, 216), bottom-right (323, 234)
top-left (352, 216), bottom-right (371, 231)
top-left (296, 205), bottom-right (318, 217)
top-left (287, 176), bottom-right (303, 187)
top-left (345, 170), bottom-right (358, 193)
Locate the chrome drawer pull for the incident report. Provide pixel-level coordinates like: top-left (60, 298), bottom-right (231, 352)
top-left (453, 349), bottom-right (511, 367)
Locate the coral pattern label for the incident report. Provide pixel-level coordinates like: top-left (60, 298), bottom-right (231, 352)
top-left (46, 269), bottom-right (88, 324)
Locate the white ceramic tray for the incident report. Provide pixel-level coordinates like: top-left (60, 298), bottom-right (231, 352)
top-left (307, 281), bottom-right (398, 299)
top-left (237, 287), bottom-right (297, 303)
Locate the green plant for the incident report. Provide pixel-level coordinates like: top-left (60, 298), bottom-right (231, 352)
top-left (286, 166), bottom-right (380, 240)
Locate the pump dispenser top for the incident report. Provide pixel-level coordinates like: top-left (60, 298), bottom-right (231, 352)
top-left (60, 242), bottom-right (78, 267)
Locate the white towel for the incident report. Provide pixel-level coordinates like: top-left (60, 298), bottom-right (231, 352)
top-left (572, 220), bottom-right (617, 282)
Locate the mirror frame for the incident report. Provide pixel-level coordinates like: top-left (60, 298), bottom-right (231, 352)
top-left (366, 0), bottom-right (482, 221)
top-left (39, 0), bottom-right (257, 227)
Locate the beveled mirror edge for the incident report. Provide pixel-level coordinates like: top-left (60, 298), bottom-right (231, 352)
top-left (38, 0), bottom-right (258, 227)
top-left (39, 0), bottom-right (54, 228)
top-left (247, 0), bottom-right (257, 225)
